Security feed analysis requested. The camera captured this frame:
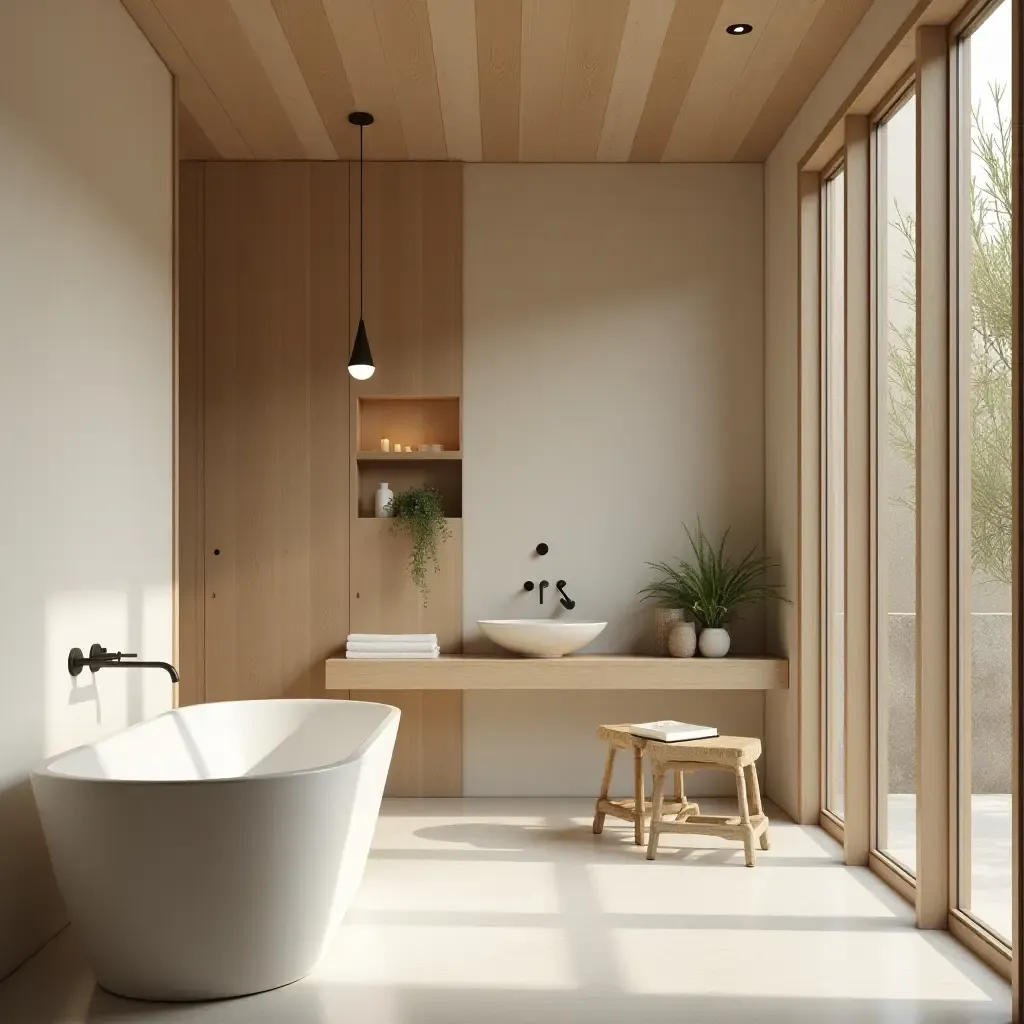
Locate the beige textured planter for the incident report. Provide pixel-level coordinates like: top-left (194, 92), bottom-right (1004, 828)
top-left (653, 608), bottom-right (685, 655)
top-left (667, 621), bottom-right (697, 658)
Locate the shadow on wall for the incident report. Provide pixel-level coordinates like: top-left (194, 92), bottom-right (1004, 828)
top-left (886, 613), bottom-right (1011, 792)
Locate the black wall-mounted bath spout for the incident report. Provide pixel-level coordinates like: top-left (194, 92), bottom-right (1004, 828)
top-left (538, 580), bottom-right (549, 605)
top-left (556, 580), bottom-right (576, 610)
top-left (69, 644), bottom-right (180, 685)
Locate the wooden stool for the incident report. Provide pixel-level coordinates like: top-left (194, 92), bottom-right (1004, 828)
top-left (592, 725), bottom-right (700, 846)
top-left (646, 735), bottom-right (769, 867)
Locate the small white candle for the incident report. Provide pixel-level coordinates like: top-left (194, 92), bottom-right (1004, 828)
top-left (380, 438), bottom-right (390, 452)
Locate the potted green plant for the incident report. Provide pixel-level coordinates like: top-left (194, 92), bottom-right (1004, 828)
top-left (639, 520), bottom-right (788, 657)
top-left (387, 486), bottom-right (452, 606)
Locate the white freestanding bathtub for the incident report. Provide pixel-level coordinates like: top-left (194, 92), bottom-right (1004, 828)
top-left (31, 699), bottom-right (399, 1001)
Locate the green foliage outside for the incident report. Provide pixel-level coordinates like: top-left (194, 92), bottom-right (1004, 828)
top-left (888, 83), bottom-right (1012, 586)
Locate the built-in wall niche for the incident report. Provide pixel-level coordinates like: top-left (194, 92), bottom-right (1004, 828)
top-left (357, 460), bottom-right (462, 519)
top-left (355, 397), bottom-right (462, 519)
top-left (357, 396), bottom-right (460, 454)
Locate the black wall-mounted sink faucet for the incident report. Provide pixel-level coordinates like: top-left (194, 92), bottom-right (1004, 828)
top-left (538, 580), bottom-right (549, 604)
top-left (556, 580), bottom-right (576, 610)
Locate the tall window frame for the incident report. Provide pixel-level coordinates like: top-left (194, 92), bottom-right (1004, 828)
top-left (869, 80), bottom-right (920, 887)
top-left (949, 0), bottom-right (1015, 958)
top-left (821, 156), bottom-right (848, 830)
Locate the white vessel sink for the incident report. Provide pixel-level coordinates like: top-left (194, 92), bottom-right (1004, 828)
top-left (477, 619), bottom-right (607, 658)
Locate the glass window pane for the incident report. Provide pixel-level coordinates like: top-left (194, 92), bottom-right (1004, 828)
top-left (875, 93), bottom-right (917, 875)
top-left (957, 0), bottom-right (1012, 944)
top-left (824, 167), bottom-right (846, 819)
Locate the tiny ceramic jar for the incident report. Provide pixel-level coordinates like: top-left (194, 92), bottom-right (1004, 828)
top-left (667, 621), bottom-right (697, 658)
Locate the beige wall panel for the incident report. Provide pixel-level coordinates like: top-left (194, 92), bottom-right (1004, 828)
top-left (0, 0), bottom-right (173, 976)
top-left (463, 163), bottom-right (765, 795)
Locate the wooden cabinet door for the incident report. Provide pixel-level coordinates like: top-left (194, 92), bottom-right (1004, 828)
top-left (202, 164), bottom-right (349, 701)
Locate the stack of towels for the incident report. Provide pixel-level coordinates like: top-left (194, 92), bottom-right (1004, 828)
top-left (345, 633), bottom-right (440, 659)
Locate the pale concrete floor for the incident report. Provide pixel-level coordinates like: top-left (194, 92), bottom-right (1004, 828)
top-left (884, 794), bottom-right (1012, 943)
top-left (0, 799), bottom-right (1010, 1024)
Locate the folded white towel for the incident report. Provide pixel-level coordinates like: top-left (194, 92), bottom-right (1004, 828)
top-left (345, 650), bottom-right (440, 660)
top-left (347, 633), bottom-right (437, 644)
top-left (347, 641), bottom-right (439, 654)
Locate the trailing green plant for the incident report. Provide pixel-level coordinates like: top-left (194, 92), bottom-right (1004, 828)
top-left (639, 519), bottom-right (788, 629)
top-left (387, 487), bottom-right (452, 606)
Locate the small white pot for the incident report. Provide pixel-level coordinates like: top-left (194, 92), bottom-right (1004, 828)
top-left (667, 621), bottom-right (697, 658)
top-left (698, 627), bottom-right (731, 658)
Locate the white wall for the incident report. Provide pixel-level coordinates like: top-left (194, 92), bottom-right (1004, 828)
top-left (763, 0), bottom-right (922, 817)
top-left (0, 0), bottom-right (173, 977)
top-left (463, 164), bottom-right (765, 796)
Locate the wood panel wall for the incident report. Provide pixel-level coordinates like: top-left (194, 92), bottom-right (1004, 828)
top-left (179, 161), bottom-right (351, 704)
top-left (345, 163), bottom-right (464, 797)
top-left (178, 161), bottom-right (464, 795)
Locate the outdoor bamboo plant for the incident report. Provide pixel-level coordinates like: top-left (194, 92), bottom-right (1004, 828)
top-left (639, 520), bottom-right (788, 628)
top-left (387, 486), bottom-right (452, 606)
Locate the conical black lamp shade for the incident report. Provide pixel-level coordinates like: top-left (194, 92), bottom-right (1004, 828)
top-left (348, 318), bottom-right (374, 380)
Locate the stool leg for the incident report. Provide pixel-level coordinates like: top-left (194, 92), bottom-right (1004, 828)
top-left (632, 746), bottom-right (645, 846)
top-left (646, 762), bottom-right (667, 861)
top-left (746, 762), bottom-right (770, 850)
top-left (592, 746), bottom-right (617, 835)
top-left (735, 766), bottom-right (756, 867)
top-left (674, 768), bottom-right (698, 820)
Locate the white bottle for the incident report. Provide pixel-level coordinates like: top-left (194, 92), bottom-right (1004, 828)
top-left (375, 482), bottom-right (393, 518)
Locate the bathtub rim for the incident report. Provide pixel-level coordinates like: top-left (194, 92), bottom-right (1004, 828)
top-left (32, 698), bottom-right (400, 787)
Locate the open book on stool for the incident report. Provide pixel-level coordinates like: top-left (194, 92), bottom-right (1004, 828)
top-left (628, 720), bottom-right (719, 743)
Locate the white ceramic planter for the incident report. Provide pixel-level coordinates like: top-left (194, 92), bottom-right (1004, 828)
top-left (698, 627), bottom-right (731, 658)
top-left (667, 621), bottom-right (697, 658)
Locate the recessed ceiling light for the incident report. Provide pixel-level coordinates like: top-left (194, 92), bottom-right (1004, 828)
top-left (726, 23), bottom-right (753, 35)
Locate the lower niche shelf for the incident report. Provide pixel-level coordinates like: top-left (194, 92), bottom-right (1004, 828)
top-left (356, 459), bottom-right (462, 518)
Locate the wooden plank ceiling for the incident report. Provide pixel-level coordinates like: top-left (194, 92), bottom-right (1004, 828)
top-left (123, 0), bottom-right (875, 162)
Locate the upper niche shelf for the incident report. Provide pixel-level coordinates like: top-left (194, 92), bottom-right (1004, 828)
top-left (356, 396), bottom-right (460, 454)
top-left (356, 450), bottom-right (462, 461)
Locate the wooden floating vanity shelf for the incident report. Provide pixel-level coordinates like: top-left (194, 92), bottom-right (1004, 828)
top-left (327, 656), bottom-right (789, 692)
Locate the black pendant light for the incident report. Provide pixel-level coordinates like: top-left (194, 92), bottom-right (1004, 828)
top-left (348, 111), bottom-right (375, 380)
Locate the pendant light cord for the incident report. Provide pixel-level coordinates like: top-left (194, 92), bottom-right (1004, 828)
top-left (359, 123), bottom-right (364, 318)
